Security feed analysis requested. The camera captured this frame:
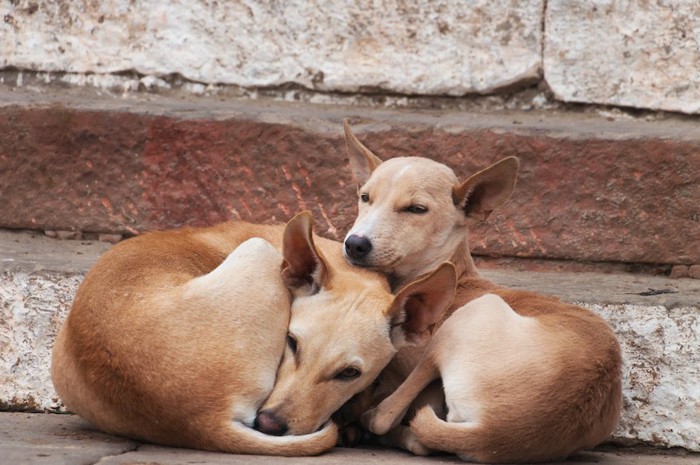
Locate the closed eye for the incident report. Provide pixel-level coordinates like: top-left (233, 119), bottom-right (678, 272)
top-left (287, 333), bottom-right (298, 354)
top-left (402, 205), bottom-right (428, 214)
top-left (335, 366), bottom-right (361, 381)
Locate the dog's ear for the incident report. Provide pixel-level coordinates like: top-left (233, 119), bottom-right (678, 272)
top-left (344, 119), bottom-right (383, 185)
top-left (281, 211), bottom-right (330, 296)
top-left (385, 262), bottom-right (456, 347)
top-left (453, 156), bottom-right (520, 221)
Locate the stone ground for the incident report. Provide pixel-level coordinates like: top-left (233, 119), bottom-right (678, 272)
top-left (2, 413), bottom-right (699, 465)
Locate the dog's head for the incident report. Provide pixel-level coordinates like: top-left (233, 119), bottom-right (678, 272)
top-left (254, 212), bottom-right (456, 436)
top-left (342, 121), bottom-right (520, 285)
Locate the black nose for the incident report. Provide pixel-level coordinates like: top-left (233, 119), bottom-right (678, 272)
top-left (254, 409), bottom-right (288, 436)
top-left (345, 234), bottom-right (372, 260)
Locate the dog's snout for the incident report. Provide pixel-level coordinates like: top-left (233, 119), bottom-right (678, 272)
top-left (254, 410), bottom-right (288, 436)
top-left (345, 234), bottom-right (372, 260)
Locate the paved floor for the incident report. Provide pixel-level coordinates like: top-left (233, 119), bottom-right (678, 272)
top-left (2, 413), bottom-right (698, 465)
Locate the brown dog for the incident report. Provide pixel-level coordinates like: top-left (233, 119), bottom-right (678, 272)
top-left (342, 122), bottom-right (623, 463)
top-left (52, 211), bottom-right (456, 456)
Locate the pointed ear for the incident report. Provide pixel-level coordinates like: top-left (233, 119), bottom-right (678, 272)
top-left (385, 263), bottom-right (457, 347)
top-left (281, 211), bottom-right (330, 296)
top-left (344, 119), bottom-right (383, 185)
top-left (452, 156), bottom-right (520, 221)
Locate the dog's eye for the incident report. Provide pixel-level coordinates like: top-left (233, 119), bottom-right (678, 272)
top-left (404, 205), bottom-right (428, 214)
top-left (286, 334), bottom-right (298, 354)
top-left (335, 367), bottom-right (361, 381)
top-left (359, 193), bottom-right (370, 203)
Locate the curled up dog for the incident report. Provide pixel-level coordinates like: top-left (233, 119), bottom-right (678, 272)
top-left (52, 211), bottom-right (457, 456)
top-left (342, 122), bottom-right (623, 463)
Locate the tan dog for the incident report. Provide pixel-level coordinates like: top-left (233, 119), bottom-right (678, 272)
top-left (342, 122), bottom-right (623, 463)
top-left (52, 211), bottom-right (456, 456)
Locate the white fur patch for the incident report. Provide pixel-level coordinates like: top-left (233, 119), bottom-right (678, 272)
top-left (391, 164), bottom-right (414, 183)
top-left (346, 207), bottom-right (384, 241)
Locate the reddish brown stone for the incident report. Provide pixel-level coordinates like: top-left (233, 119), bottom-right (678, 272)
top-left (670, 265), bottom-right (689, 279)
top-left (1, 97), bottom-right (699, 266)
top-left (688, 265), bottom-right (700, 279)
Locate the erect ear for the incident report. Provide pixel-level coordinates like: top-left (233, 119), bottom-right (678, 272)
top-left (452, 156), bottom-right (520, 221)
top-left (281, 211), bottom-right (330, 296)
top-left (385, 263), bottom-right (457, 347)
top-left (344, 119), bottom-right (383, 185)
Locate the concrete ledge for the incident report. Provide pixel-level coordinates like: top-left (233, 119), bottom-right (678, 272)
top-left (1, 86), bottom-right (699, 266)
top-left (0, 230), bottom-right (698, 450)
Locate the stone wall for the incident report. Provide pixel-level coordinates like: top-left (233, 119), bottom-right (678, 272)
top-left (2, 0), bottom-right (698, 113)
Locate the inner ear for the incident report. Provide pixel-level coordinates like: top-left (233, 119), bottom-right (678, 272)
top-left (453, 156), bottom-right (520, 221)
top-left (281, 211), bottom-right (330, 295)
top-left (386, 263), bottom-right (457, 347)
top-left (401, 293), bottom-right (432, 337)
top-left (344, 119), bottom-right (383, 185)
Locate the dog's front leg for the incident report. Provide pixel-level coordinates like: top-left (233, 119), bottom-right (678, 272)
top-left (360, 360), bottom-right (439, 435)
top-left (376, 380), bottom-right (445, 455)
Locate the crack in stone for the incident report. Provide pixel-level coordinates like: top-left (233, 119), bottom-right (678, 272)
top-left (91, 442), bottom-right (142, 465)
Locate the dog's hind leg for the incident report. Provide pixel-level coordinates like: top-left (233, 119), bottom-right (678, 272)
top-left (361, 354), bottom-right (439, 435)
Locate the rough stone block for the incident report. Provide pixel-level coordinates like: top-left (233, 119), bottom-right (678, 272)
top-left (0, 270), bottom-right (82, 411)
top-left (670, 265), bottom-right (690, 279)
top-left (689, 265), bottom-right (700, 280)
top-left (1, 90), bottom-right (699, 266)
top-left (592, 303), bottom-right (699, 450)
top-left (1, 0), bottom-right (542, 95)
top-left (544, 0), bottom-right (700, 114)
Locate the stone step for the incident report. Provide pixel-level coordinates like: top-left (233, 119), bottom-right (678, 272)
top-left (1, 86), bottom-right (699, 268)
top-left (0, 230), bottom-right (698, 451)
top-left (2, 412), bottom-right (699, 465)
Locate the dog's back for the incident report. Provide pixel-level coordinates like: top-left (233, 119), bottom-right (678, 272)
top-left (52, 222), bottom-right (339, 455)
top-left (411, 284), bottom-right (622, 462)
top-left (342, 122), bottom-right (623, 461)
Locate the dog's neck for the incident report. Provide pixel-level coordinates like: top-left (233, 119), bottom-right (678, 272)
top-left (388, 236), bottom-right (479, 292)
top-left (452, 238), bottom-right (479, 280)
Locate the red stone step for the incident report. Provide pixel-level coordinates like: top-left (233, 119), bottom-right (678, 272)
top-left (1, 87), bottom-right (698, 267)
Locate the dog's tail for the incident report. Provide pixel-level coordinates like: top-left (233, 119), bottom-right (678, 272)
top-left (410, 406), bottom-right (486, 462)
top-left (213, 420), bottom-right (338, 456)
top-left (412, 407), bottom-right (574, 464)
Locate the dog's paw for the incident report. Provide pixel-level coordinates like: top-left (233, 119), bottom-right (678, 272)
top-left (337, 423), bottom-right (363, 447)
top-left (360, 407), bottom-right (395, 436)
top-left (403, 431), bottom-right (433, 456)
top-left (377, 424), bottom-right (433, 457)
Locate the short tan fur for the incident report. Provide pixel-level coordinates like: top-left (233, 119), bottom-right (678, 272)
top-left (343, 122), bottom-right (622, 463)
top-left (52, 211), bottom-right (456, 456)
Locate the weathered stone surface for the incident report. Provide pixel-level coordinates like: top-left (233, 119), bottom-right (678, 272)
top-left (689, 265), bottom-right (700, 280)
top-left (2, 231), bottom-right (699, 449)
top-left (1, 89), bottom-right (699, 265)
top-left (544, 0), bottom-right (700, 114)
top-left (0, 231), bottom-right (109, 411)
top-left (591, 303), bottom-right (700, 451)
top-left (0, 0), bottom-right (542, 95)
top-left (0, 271), bottom-right (82, 411)
top-left (3, 413), bottom-right (699, 465)
top-left (100, 443), bottom-right (700, 465)
top-left (0, 412), bottom-right (137, 465)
